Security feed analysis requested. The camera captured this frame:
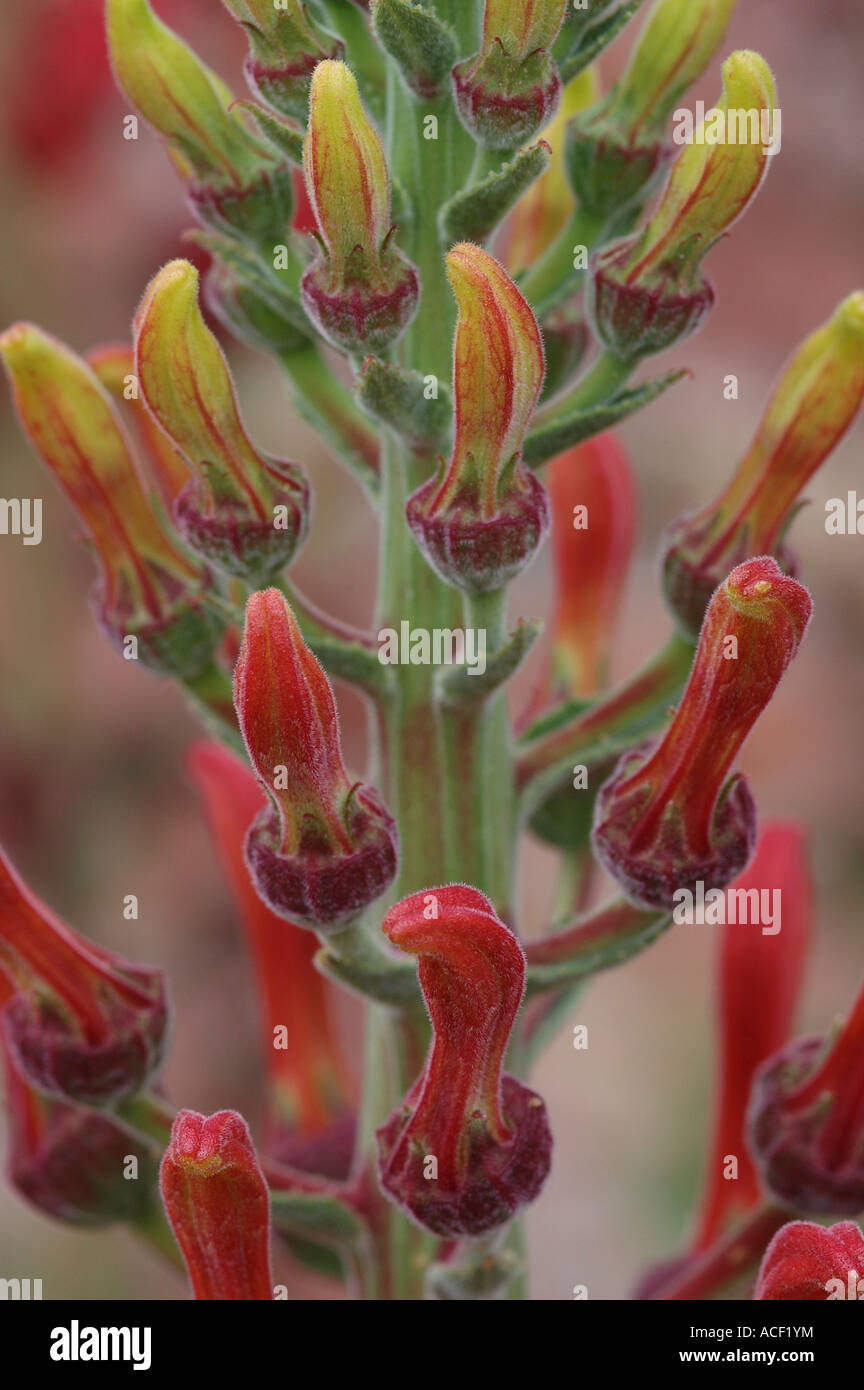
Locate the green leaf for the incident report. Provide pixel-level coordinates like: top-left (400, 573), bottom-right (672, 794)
top-left (270, 1189), bottom-right (366, 1248)
top-left (356, 356), bottom-right (452, 451)
top-left (439, 143), bottom-right (552, 245)
top-left (371, 0), bottom-right (457, 100)
top-left (237, 100), bottom-right (305, 165)
top-left (557, 0), bottom-right (648, 84)
top-left (523, 369), bottom-right (686, 467)
top-left (437, 619), bottom-right (542, 705)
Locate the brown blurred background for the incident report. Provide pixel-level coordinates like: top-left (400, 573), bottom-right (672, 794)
top-left (0, 0), bottom-right (862, 1300)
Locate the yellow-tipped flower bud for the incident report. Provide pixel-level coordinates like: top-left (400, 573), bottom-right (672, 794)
top-left (588, 51), bottom-right (778, 360)
top-left (301, 60), bottom-right (419, 354)
top-left (107, 0), bottom-right (292, 244)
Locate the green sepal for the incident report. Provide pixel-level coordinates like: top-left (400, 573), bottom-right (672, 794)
top-left (439, 142), bottom-right (552, 246)
top-left (238, 100), bottom-right (305, 165)
top-left (356, 356), bottom-right (452, 451)
top-left (437, 619), bottom-right (542, 706)
top-left (556, 0), bottom-right (647, 84)
top-left (528, 760), bottom-right (611, 850)
top-left (371, 0), bottom-right (457, 101)
top-left (523, 369), bottom-right (686, 468)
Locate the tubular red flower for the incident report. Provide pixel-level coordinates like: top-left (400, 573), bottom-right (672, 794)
top-left (592, 558), bottom-right (812, 910)
top-left (748, 969), bottom-right (864, 1216)
top-left (406, 243), bottom-right (549, 594)
top-left (452, 0), bottom-right (568, 150)
top-left (694, 824), bottom-right (811, 1248)
top-left (0, 845), bottom-right (167, 1107)
top-left (234, 589), bottom-right (398, 929)
top-left (188, 741), bottom-right (355, 1176)
top-left (376, 885), bottom-right (552, 1237)
top-left (544, 432), bottom-right (638, 699)
top-left (160, 1109), bottom-right (274, 1300)
top-left (663, 293), bottom-right (864, 634)
top-left (0, 322), bottom-right (220, 678)
top-left (755, 1221), bottom-right (864, 1301)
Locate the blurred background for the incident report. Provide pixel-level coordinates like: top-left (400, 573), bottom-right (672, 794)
top-left (0, 0), bottom-right (862, 1300)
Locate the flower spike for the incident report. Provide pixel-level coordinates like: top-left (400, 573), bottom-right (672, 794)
top-left (233, 589), bottom-right (398, 930)
top-left (592, 558), bottom-right (812, 910)
top-left (406, 242), bottom-right (549, 595)
top-left (301, 60), bottom-right (419, 354)
top-left (160, 1109), bottom-right (274, 1300)
top-left (135, 260), bottom-right (310, 585)
top-left (0, 322), bottom-right (220, 678)
top-left (376, 885), bottom-right (552, 1238)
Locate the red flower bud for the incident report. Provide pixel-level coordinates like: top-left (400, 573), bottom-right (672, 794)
top-left (0, 323), bottom-right (220, 678)
top-left (407, 243), bottom-right (549, 594)
top-left (301, 61), bottom-right (419, 354)
top-left (188, 741), bottom-right (355, 1177)
top-left (376, 885), bottom-right (552, 1237)
top-left (160, 1109), bottom-right (274, 1299)
top-left (592, 558), bottom-right (812, 910)
top-left (694, 824), bottom-right (811, 1248)
top-left (234, 589), bottom-right (398, 929)
top-left (453, 0), bottom-right (568, 150)
top-left (0, 844), bottom-right (167, 1107)
top-left (1, 1020), bottom-right (157, 1226)
top-left (755, 1221), bottom-right (864, 1301)
top-left (748, 970), bottom-right (864, 1217)
top-left (663, 293), bottom-right (864, 635)
top-left (135, 261), bottom-right (310, 584)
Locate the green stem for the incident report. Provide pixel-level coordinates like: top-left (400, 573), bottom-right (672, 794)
top-left (278, 343), bottom-right (381, 498)
top-left (525, 896), bottom-right (671, 991)
top-left (533, 348), bottom-right (638, 434)
top-left (516, 633), bottom-right (695, 819)
top-left (180, 661), bottom-right (245, 755)
top-left (439, 586), bottom-right (515, 915)
top-left (517, 207), bottom-right (609, 317)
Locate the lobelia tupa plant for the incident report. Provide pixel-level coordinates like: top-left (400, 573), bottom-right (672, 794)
top-left (0, 0), bottom-right (863, 1303)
